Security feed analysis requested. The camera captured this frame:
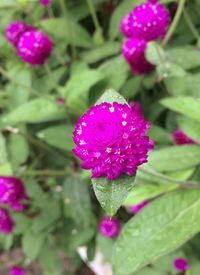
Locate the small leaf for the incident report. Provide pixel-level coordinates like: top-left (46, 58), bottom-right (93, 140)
top-left (22, 231), bottom-right (45, 261)
top-left (37, 125), bottom-right (74, 151)
top-left (113, 189), bottom-right (200, 275)
top-left (161, 97), bottom-right (200, 123)
top-left (146, 41), bottom-right (166, 65)
top-left (92, 175), bottom-right (135, 216)
top-left (96, 89), bottom-right (128, 105)
top-left (178, 116), bottom-right (200, 143)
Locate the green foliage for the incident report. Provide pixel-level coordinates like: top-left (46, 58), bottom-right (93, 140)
top-left (1, 0), bottom-right (200, 274)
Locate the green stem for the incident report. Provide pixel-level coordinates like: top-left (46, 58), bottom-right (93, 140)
top-left (162, 0), bottom-right (187, 47)
top-left (183, 10), bottom-right (200, 41)
top-left (86, 0), bottom-right (104, 41)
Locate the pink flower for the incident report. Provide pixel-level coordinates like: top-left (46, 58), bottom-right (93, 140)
top-left (99, 217), bottom-right (120, 238)
top-left (5, 21), bottom-right (30, 47)
top-left (172, 129), bottom-right (196, 145)
top-left (0, 208), bottom-right (15, 234)
top-left (73, 102), bottom-right (154, 181)
top-left (40, 0), bottom-right (51, 6)
top-left (120, 0), bottom-right (170, 41)
top-left (120, 14), bottom-right (132, 37)
top-left (10, 266), bottom-right (25, 275)
top-left (129, 101), bottom-right (143, 117)
top-left (56, 97), bottom-right (65, 104)
top-left (173, 258), bottom-right (189, 272)
top-left (122, 38), bottom-right (154, 75)
top-left (17, 29), bottom-right (53, 66)
top-left (0, 176), bottom-right (27, 212)
top-left (128, 200), bottom-right (149, 214)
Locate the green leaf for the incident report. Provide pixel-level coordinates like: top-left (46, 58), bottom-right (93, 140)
top-left (124, 181), bottom-right (177, 206)
top-left (161, 97), bottom-right (200, 122)
top-left (98, 56), bottom-right (129, 90)
top-left (120, 76), bottom-right (142, 100)
top-left (37, 125), bottom-right (74, 151)
top-left (0, 133), bottom-right (7, 164)
top-left (178, 116), bottom-right (200, 143)
top-left (97, 234), bottom-right (114, 262)
top-left (96, 88), bottom-right (128, 104)
top-left (22, 231), bottom-right (45, 261)
top-left (148, 125), bottom-right (172, 144)
top-left (40, 18), bottom-right (93, 48)
top-left (62, 176), bottom-right (93, 226)
top-left (81, 42), bottom-right (121, 64)
top-left (168, 46), bottom-right (200, 70)
top-left (60, 65), bottom-right (104, 114)
top-left (146, 41), bottom-right (166, 66)
top-left (157, 62), bottom-right (186, 78)
top-left (92, 175), bottom-right (135, 216)
top-left (109, 0), bottom-right (144, 39)
top-left (113, 189), bottom-right (200, 275)
top-left (1, 97), bottom-right (66, 125)
top-left (145, 145), bottom-right (200, 172)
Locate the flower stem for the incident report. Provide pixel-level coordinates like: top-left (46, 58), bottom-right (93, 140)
top-left (86, 0), bottom-right (104, 42)
top-left (183, 10), bottom-right (200, 41)
top-left (162, 0), bottom-right (187, 47)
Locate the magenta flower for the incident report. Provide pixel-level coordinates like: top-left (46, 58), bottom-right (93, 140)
top-left (10, 266), bottom-right (25, 275)
top-left (0, 208), bottom-right (15, 234)
top-left (56, 97), bottom-right (65, 104)
top-left (0, 176), bottom-right (27, 212)
top-left (5, 21), bottom-right (30, 47)
top-left (128, 200), bottom-right (149, 214)
top-left (17, 29), bottom-right (53, 66)
top-left (40, 0), bottom-right (51, 6)
top-left (173, 258), bottom-right (189, 272)
top-left (122, 38), bottom-right (154, 75)
top-left (129, 101), bottom-right (143, 117)
top-left (120, 0), bottom-right (170, 41)
top-left (99, 217), bottom-right (120, 238)
top-left (73, 102), bottom-right (153, 181)
top-left (120, 14), bottom-right (132, 37)
top-left (172, 129), bottom-right (196, 145)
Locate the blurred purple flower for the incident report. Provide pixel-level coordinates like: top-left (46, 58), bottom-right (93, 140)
top-left (173, 258), bottom-right (189, 272)
top-left (128, 200), bottom-right (149, 214)
top-left (56, 97), bottom-right (65, 104)
top-left (99, 217), bottom-right (120, 238)
top-left (10, 266), bottom-right (25, 275)
top-left (172, 129), bottom-right (196, 145)
top-left (5, 21), bottom-right (31, 47)
top-left (0, 208), bottom-right (15, 234)
top-left (0, 176), bottom-right (27, 212)
top-left (17, 29), bottom-right (53, 66)
top-left (40, 0), bottom-right (51, 6)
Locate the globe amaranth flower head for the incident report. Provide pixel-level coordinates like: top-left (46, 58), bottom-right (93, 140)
top-left (128, 199), bottom-right (149, 214)
top-left (99, 216), bottom-right (120, 238)
top-left (40, 0), bottom-right (51, 6)
top-left (5, 21), bottom-right (31, 47)
top-left (0, 208), bottom-right (15, 234)
top-left (172, 129), bottom-right (196, 145)
top-left (120, 0), bottom-right (170, 41)
top-left (173, 258), bottom-right (189, 272)
top-left (10, 266), bottom-right (25, 275)
top-left (0, 176), bottom-right (28, 212)
top-left (122, 38), bottom-right (154, 75)
top-left (73, 102), bottom-right (154, 181)
top-left (17, 29), bottom-right (53, 65)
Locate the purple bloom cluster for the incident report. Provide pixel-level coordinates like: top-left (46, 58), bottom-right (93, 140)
top-left (0, 176), bottom-right (27, 212)
top-left (99, 216), bottom-right (120, 238)
top-left (128, 199), bottom-right (149, 214)
top-left (40, 0), bottom-right (51, 6)
top-left (172, 129), bottom-right (196, 145)
top-left (73, 102), bottom-right (153, 180)
top-left (120, 0), bottom-right (170, 74)
top-left (0, 208), bottom-right (15, 234)
top-left (6, 21), bottom-right (52, 66)
top-left (10, 266), bottom-right (25, 275)
top-left (173, 258), bottom-right (189, 272)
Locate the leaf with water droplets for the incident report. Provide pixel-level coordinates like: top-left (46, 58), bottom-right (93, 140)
top-left (92, 175), bottom-right (135, 216)
top-left (113, 189), bottom-right (200, 275)
top-left (96, 89), bottom-right (128, 105)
